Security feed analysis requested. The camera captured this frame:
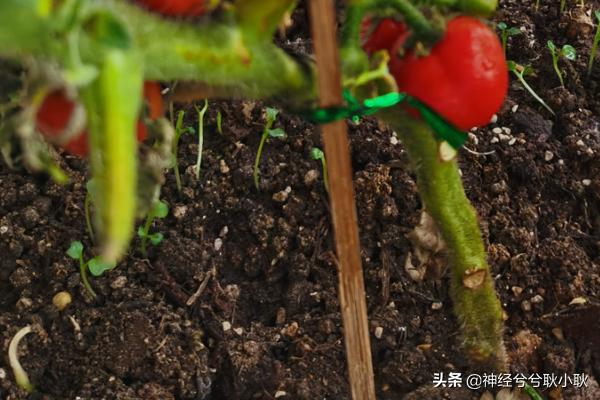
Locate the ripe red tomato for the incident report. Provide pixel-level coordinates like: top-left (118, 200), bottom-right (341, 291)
top-left (361, 18), bottom-right (409, 56)
top-left (134, 0), bottom-right (206, 17)
top-left (36, 81), bottom-right (163, 157)
top-left (364, 16), bottom-right (508, 130)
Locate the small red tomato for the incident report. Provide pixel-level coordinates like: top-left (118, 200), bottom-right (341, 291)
top-left (363, 16), bottom-right (508, 130)
top-left (361, 18), bottom-right (409, 56)
top-left (135, 0), bottom-right (206, 16)
top-left (36, 82), bottom-right (164, 157)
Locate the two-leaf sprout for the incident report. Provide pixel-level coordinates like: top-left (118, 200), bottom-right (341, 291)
top-left (507, 61), bottom-right (555, 115)
top-left (547, 40), bottom-right (576, 86)
top-left (67, 241), bottom-right (115, 298)
top-left (310, 147), bottom-right (329, 192)
top-left (497, 22), bottom-right (521, 56)
top-left (588, 11), bottom-right (600, 78)
top-left (253, 107), bottom-right (286, 190)
top-left (138, 199), bottom-right (169, 257)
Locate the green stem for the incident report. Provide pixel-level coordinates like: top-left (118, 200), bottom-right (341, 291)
top-left (79, 256), bottom-right (97, 298)
top-left (84, 191), bottom-right (95, 242)
top-left (140, 214), bottom-right (153, 258)
top-left (512, 70), bottom-right (555, 115)
top-left (194, 100), bottom-right (208, 179)
top-left (253, 131), bottom-right (269, 191)
top-left (321, 157), bottom-right (329, 193)
top-left (0, 0), bottom-right (315, 104)
top-left (384, 112), bottom-right (506, 370)
top-left (235, 0), bottom-right (296, 40)
top-left (549, 50), bottom-right (564, 86)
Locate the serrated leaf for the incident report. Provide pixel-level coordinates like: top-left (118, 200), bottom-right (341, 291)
top-left (149, 232), bottom-right (164, 246)
top-left (152, 200), bottom-right (169, 219)
top-left (265, 107), bottom-right (279, 123)
top-left (67, 241), bottom-right (83, 260)
top-left (562, 44), bottom-right (576, 60)
top-left (310, 147), bottom-right (324, 160)
top-left (87, 256), bottom-right (115, 277)
top-left (268, 128), bottom-right (286, 138)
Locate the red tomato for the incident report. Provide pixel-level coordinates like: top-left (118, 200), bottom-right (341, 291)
top-left (361, 18), bottom-right (408, 55)
top-left (135, 0), bottom-right (206, 16)
top-left (36, 82), bottom-right (164, 157)
top-left (364, 16), bottom-right (508, 130)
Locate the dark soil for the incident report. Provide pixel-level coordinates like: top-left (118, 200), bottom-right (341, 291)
top-left (1, 0), bottom-right (600, 399)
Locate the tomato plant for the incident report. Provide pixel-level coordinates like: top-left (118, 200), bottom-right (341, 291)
top-left (36, 81), bottom-right (163, 156)
top-left (134, 0), bottom-right (207, 16)
top-left (365, 16), bottom-right (508, 130)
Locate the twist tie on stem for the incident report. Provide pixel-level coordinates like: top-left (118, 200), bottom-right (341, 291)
top-left (302, 90), bottom-right (467, 149)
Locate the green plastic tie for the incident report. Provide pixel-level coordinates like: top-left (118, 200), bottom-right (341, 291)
top-left (303, 90), bottom-right (467, 149)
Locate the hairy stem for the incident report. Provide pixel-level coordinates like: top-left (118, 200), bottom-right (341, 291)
top-left (79, 256), bottom-right (97, 298)
top-left (384, 113), bottom-right (506, 370)
top-left (253, 131), bottom-right (269, 191)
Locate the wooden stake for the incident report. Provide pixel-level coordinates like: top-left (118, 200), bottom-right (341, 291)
top-left (308, 1), bottom-right (376, 399)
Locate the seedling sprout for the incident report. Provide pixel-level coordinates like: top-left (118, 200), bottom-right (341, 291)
top-left (547, 40), bottom-right (576, 86)
top-left (8, 326), bottom-right (34, 393)
top-left (497, 22), bottom-right (521, 55)
top-left (310, 147), bottom-right (329, 191)
top-left (172, 110), bottom-right (195, 193)
top-left (67, 241), bottom-right (115, 297)
top-left (194, 100), bottom-right (209, 179)
top-left (588, 11), bottom-right (600, 77)
top-left (253, 107), bottom-right (286, 190)
top-left (137, 199), bottom-right (169, 257)
top-left (84, 179), bottom-right (96, 242)
top-left (216, 110), bottom-right (223, 135)
top-left (507, 61), bottom-right (555, 115)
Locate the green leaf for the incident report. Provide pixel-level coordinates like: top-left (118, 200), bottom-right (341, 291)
top-left (149, 232), bottom-right (164, 246)
top-left (137, 226), bottom-right (147, 238)
top-left (66, 240), bottom-right (83, 260)
top-left (267, 128), bottom-right (286, 138)
top-left (561, 44), bottom-right (576, 60)
top-left (547, 40), bottom-right (556, 52)
top-left (497, 22), bottom-right (507, 30)
top-left (152, 200), bottom-right (169, 219)
top-left (87, 256), bottom-right (115, 277)
top-left (63, 64), bottom-right (99, 87)
top-left (507, 27), bottom-right (521, 36)
top-left (310, 147), bottom-right (324, 160)
top-left (265, 107), bottom-right (279, 124)
top-left (595, 10), bottom-right (600, 23)
top-left (84, 11), bottom-right (131, 50)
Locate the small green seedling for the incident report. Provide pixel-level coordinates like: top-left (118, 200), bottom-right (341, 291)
top-left (172, 110), bottom-right (196, 193)
top-left (253, 107), bottom-right (286, 190)
top-left (8, 326), bottom-right (34, 393)
top-left (216, 110), bottom-right (223, 135)
top-left (84, 179), bottom-right (96, 242)
top-left (560, 0), bottom-right (566, 13)
top-left (547, 40), bottom-right (576, 86)
top-left (67, 241), bottom-right (115, 297)
top-left (507, 61), bottom-right (555, 115)
top-left (194, 100), bottom-right (209, 179)
top-left (310, 147), bottom-right (329, 191)
top-left (137, 199), bottom-right (169, 257)
top-left (588, 11), bottom-right (600, 78)
top-left (497, 22), bottom-right (521, 55)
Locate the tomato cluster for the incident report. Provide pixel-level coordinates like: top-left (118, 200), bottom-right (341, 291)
top-left (36, 82), bottom-right (163, 157)
top-left (362, 16), bottom-right (508, 130)
top-left (134, 0), bottom-right (207, 17)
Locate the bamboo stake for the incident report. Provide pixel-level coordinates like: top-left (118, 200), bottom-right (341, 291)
top-left (308, 1), bottom-right (376, 399)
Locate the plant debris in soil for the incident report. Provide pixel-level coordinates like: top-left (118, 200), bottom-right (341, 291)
top-left (1, 0), bottom-right (600, 399)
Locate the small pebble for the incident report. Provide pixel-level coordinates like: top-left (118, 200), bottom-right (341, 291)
top-left (275, 391), bottom-right (287, 398)
top-left (508, 138), bottom-right (517, 146)
top-left (110, 276), bottom-right (128, 289)
top-left (219, 226), bottom-right (229, 237)
top-left (214, 238), bottom-right (223, 251)
top-left (219, 159), bottom-right (230, 174)
top-left (576, 139), bottom-right (585, 146)
top-left (374, 326), bottom-right (384, 339)
top-left (222, 321), bottom-right (231, 331)
top-left (52, 291), bottom-right (72, 311)
top-left (468, 132), bottom-right (479, 145)
top-left (431, 302), bottom-right (443, 310)
top-left (233, 327), bottom-right (243, 336)
top-left (558, 159), bottom-right (565, 165)
top-left (0, 368), bottom-right (6, 379)
top-left (0, 226), bottom-right (8, 234)
top-left (390, 136), bottom-right (399, 145)
top-left (502, 127), bottom-right (512, 135)
top-left (544, 151), bottom-right (554, 161)
top-left (492, 127), bottom-right (503, 134)
top-left (511, 286), bottom-right (523, 296)
top-left (531, 295), bottom-right (544, 304)
top-left (498, 133), bottom-right (510, 142)
top-left (582, 179), bottom-right (592, 186)
top-left (521, 300), bottom-right (532, 312)
top-left (304, 170), bottom-right (319, 186)
top-left (490, 137), bottom-right (499, 144)
top-left (552, 328), bottom-right (565, 341)
top-left (272, 187), bottom-right (291, 202)
top-left (172, 205), bottom-right (187, 219)
top-left (511, 105), bottom-right (519, 113)
top-left (490, 114), bottom-right (498, 124)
